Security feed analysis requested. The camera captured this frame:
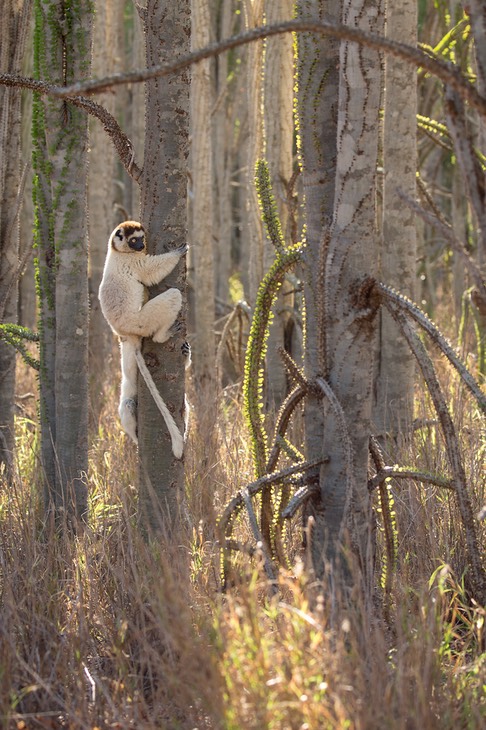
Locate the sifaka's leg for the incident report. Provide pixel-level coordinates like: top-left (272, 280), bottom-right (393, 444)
top-left (143, 288), bottom-right (182, 343)
top-left (119, 337), bottom-right (140, 443)
top-left (119, 288), bottom-right (182, 341)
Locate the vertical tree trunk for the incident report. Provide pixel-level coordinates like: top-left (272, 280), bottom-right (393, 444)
top-left (0, 0), bottom-right (32, 473)
top-left (212, 0), bottom-right (234, 306)
top-left (299, 0), bottom-right (384, 585)
top-left (88, 0), bottom-right (120, 401)
top-left (323, 0), bottom-right (383, 583)
top-left (138, 0), bottom-right (190, 536)
top-left (297, 0), bottom-right (340, 545)
top-left (116, 2), bottom-right (145, 220)
top-left (243, 0), bottom-right (264, 306)
top-left (191, 0), bottom-right (216, 385)
top-left (33, 0), bottom-right (92, 521)
top-left (374, 0), bottom-right (417, 440)
top-left (263, 0), bottom-right (294, 407)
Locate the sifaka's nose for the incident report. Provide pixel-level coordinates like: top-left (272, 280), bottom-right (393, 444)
top-left (129, 239), bottom-right (145, 252)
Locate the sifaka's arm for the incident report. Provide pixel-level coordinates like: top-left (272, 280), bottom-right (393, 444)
top-left (136, 245), bottom-right (188, 287)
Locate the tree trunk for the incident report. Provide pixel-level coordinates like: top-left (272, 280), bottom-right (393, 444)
top-left (88, 0), bottom-right (120, 404)
top-left (243, 0), bottom-right (264, 307)
top-left (297, 0), bottom-right (340, 552)
top-left (373, 0), bottom-right (417, 440)
top-left (212, 0), bottom-right (234, 307)
top-left (299, 0), bottom-right (384, 586)
top-left (263, 0), bottom-right (294, 407)
top-left (0, 0), bottom-right (32, 474)
top-left (33, 0), bottom-right (91, 521)
top-left (138, 0), bottom-right (190, 537)
top-left (191, 0), bottom-right (216, 385)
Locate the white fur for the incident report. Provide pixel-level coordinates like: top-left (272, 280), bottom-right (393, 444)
top-left (99, 222), bottom-right (187, 457)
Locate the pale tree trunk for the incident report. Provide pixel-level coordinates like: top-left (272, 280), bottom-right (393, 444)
top-left (33, 0), bottom-right (91, 521)
top-left (88, 0), bottom-right (120, 399)
top-left (138, 0), bottom-right (190, 537)
top-left (19, 80), bottom-right (36, 331)
top-left (0, 0), bottom-right (32, 473)
top-left (373, 0), bottom-right (417, 439)
top-left (297, 0), bottom-right (340, 534)
top-left (212, 0), bottom-right (234, 306)
top-left (263, 0), bottom-right (294, 407)
top-left (300, 0), bottom-right (384, 586)
top-left (243, 0), bottom-right (264, 306)
top-left (117, 3), bottom-right (145, 220)
top-left (191, 0), bottom-right (216, 385)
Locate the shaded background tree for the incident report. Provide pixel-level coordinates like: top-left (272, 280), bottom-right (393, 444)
top-left (32, 0), bottom-right (92, 520)
top-left (0, 0), bottom-right (32, 475)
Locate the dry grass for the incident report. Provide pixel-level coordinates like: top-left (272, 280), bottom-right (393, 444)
top-left (0, 357), bottom-right (484, 729)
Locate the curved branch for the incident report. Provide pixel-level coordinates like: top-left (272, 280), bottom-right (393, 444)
top-left (386, 302), bottom-right (486, 602)
top-left (0, 74), bottom-right (142, 181)
top-left (218, 458), bottom-right (326, 539)
top-left (369, 466), bottom-right (454, 492)
top-left (266, 385), bottom-right (306, 473)
top-left (242, 490), bottom-right (278, 585)
top-left (40, 20), bottom-right (486, 118)
top-left (377, 282), bottom-right (486, 414)
top-left (369, 436), bottom-right (396, 598)
top-left (282, 484), bottom-right (320, 520)
top-left (215, 300), bottom-right (251, 387)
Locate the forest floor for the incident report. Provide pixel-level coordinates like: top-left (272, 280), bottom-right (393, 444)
top-left (0, 350), bottom-right (485, 730)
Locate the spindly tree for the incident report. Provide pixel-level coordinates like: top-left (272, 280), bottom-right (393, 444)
top-left (32, 0), bottom-right (92, 521)
top-left (0, 0), bottom-right (32, 474)
top-left (137, 0), bottom-right (190, 536)
top-left (373, 0), bottom-right (417, 439)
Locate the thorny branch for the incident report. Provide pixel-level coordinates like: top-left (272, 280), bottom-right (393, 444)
top-left (377, 282), bottom-right (486, 414)
top-left (266, 385), bottom-right (306, 473)
top-left (0, 74), bottom-right (142, 181)
top-left (384, 299), bottom-right (486, 602)
top-left (369, 436), bottom-right (396, 600)
top-left (219, 458), bottom-right (327, 541)
top-left (35, 20), bottom-right (486, 119)
top-left (368, 467), bottom-right (454, 492)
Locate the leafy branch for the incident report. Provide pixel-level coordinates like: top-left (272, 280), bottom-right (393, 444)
top-left (0, 323), bottom-right (40, 371)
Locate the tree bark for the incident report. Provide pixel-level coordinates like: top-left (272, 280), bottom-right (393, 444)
top-left (243, 0), bottom-right (264, 307)
top-left (138, 0), bottom-right (190, 537)
top-left (212, 0), bottom-right (234, 307)
top-left (373, 0), bottom-right (417, 439)
top-left (297, 0), bottom-right (340, 552)
top-left (263, 0), bottom-right (294, 407)
top-left (88, 0), bottom-right (120, 403)
top-left (0, 0), bottom-right (32, 473)
top-left (299, 0), bottom-right (384, 586)
top-left (33, 0), bottom-right (92, 521)
top-left (191, 0), bottom-right (216, 385)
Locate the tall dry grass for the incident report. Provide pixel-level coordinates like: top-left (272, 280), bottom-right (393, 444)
top-left (0, 357), bottom-right (484, 729)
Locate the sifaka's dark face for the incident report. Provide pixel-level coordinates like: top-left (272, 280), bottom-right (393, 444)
top-left (111, 221), bottom-right (146, 253)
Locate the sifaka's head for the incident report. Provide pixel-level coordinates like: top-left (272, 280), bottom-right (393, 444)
top-left (110, 221), bottom-right (146, 253)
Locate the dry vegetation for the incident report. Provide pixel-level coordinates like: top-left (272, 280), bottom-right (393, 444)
top-left (0, 348), bottom-right (485, 730)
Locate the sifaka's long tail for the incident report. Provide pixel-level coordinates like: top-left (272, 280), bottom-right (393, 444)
top-left (133, 347), bottom-right (184, 459)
